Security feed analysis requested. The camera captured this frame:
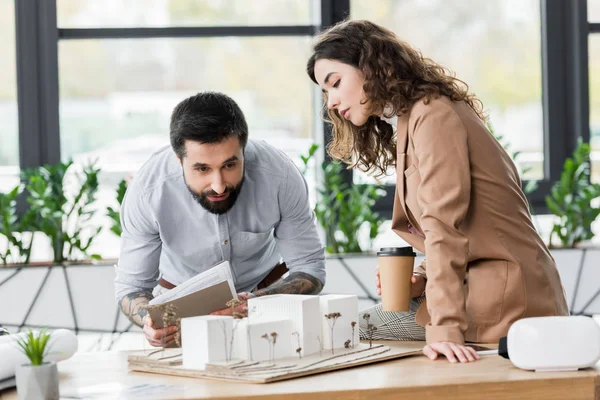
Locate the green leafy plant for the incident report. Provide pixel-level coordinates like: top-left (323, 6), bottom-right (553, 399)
top-left (15, 329), bottom-right (52, 366)
top-left (300, 144), bottom-right (384, 254)
top-left (300, 144), bottom-right (319, 176)
top-left (22, 160), bottom-right (102, 263)
top-left (106, 179), bottom-right (128, 237)
top-left (0, 185), bottom-right (35, 265)
top-left (545, 139), bottom-right (600, 248)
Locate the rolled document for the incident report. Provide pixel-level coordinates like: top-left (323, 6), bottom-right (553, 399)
top-left (0, 329), bottom-right (78, 381)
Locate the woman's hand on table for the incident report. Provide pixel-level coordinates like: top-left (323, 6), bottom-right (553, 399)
top-left (423, 341), bottom-right (480, 363)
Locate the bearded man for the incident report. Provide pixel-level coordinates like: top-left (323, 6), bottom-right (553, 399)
top-left (115, 92), bottom-right (325, 347)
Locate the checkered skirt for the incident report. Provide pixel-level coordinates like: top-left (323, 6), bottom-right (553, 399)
top-left (359, 296), bottom-right (426, 341)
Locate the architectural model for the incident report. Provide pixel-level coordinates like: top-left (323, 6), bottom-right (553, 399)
top-left (128, 293), bottom-right (422, 383)
top-left (181, 294), bottom-right (359, 369)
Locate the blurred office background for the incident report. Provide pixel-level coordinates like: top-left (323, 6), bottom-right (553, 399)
top-left (0, 0), bottom-right (599, 350)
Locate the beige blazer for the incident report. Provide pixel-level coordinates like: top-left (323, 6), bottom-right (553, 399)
top-left (391, 96), bottom-right (568, 344)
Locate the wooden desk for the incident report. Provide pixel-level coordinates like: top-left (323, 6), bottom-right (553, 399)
top-left (1, 341), bottom-right (599, 400)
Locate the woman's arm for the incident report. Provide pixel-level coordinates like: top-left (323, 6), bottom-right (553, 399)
top-left (410, 99), bottom-right (471, 345)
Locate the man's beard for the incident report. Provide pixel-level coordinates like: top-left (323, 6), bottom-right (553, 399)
top-left (185, 175), bottom-right (244, 215)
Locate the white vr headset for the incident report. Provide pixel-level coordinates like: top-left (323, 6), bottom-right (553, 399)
top-left (498, 316), bottom-right (600, 372)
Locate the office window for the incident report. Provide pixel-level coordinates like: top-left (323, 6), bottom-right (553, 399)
top-left (590, 0), bottom-right (600, 22)
top-left (351, 0), bottom-right (543, 184)
top-left (59, 37), bottom-right (313, 257)
top-left (0, 0), bottom-right (19, 192)
top-left (59, 37), bottom-right (313, 168)
top-left (57, 0), bottom-right (312, 28)
top-left (591, 35), bottom-right (600, 183)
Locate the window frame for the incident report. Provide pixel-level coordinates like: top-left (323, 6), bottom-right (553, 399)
top-left (365, 0), bottom-right (591, 218)
top-left (11, 0), bottom-right (594, 219)
top-left (14, 0), bottom-right (323, 168)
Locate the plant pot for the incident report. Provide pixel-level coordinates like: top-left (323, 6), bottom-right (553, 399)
top-left (0, 261), bottom-right (134, 334)
top-left (15, 362), bottom-right (59, 400)
top-left (551, 247), bottom-right (600, 315)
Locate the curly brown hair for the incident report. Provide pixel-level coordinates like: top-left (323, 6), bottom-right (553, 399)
top-left (307, 19), bottom-right (487, 177)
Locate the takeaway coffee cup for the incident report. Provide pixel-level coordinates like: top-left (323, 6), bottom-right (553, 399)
top-left (377, 247), bottom-right (416, 312)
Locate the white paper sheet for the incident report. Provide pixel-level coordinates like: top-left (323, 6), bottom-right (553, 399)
top-left (149, 261), bottom-right (237, 306)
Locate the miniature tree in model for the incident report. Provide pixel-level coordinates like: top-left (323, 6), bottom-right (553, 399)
top-left (316, 335), bottom-right (323, 357)
top-left (270, 332), bottom-right (278, 362)
top-left (261, 332), bottom-right (278, 363)
top-left (292, 332), bottom-right (302, 359)
top-left (226, 299), bottom-right (244, 361)
top-left (325, 312), bottom-right (342, 354)
top-left (160, 303), bottom-right (179, 351)
top-left (219, 320), bottom-right (231, 362)
top-left (362, 313), bottom-right (377, 349)
top-left (261, 334), bottom-right (270, 361)
top-left (246, 305), bottom-right (256, 361)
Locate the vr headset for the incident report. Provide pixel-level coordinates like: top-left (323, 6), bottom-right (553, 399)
top-left (498, 316), bottom-right (600, 372)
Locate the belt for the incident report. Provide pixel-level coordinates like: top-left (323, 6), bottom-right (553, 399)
top-left (158, 277), bottom-right (177, 289)
top-left (159, 262), bottom-right (289, 291)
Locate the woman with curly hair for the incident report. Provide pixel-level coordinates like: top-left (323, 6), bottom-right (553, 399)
top-left (307, 20), bottom-right (568, 363)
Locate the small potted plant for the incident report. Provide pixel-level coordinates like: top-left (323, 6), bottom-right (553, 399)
top-left (14, 330), bottom-right (59, 400)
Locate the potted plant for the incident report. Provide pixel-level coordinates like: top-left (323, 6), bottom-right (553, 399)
top-left (300, 144), bottom-right (385, 306)
top-left (0, 184), bottom-right (35, 265)
top-left (14, 330), bottom-right (59, 400)
top-left (300, 144), bottom-right (385, 254)
top-left (0, 163), bottom-right (131, 335)
top-left (544, 139), bottom-right (600, 315)
top-left (22, 160), bottom-right (102, 263)
top-left (545, 139), bottom-right (600, 248)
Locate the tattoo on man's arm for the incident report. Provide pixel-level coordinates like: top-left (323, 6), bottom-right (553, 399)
top-left (253, 272), bottom-right (323, 297)
top-left (119, 290), bottom-right (153, 327)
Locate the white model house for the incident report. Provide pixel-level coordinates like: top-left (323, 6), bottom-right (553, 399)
top-left (180, 294), bottom-right (360, 367)
top-left (232, 317), bottom-right (294, 362)
top-left (319, 294), bottom-right (359, 350)
top-left (181, 315), bottom-right (233, 370)
top-left (247, 294), bottom-right (321, 357)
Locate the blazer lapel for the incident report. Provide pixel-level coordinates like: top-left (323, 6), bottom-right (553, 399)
top-left (391, 113), bottom-right (426, 253)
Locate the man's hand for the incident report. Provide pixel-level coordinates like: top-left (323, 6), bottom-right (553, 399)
top-left (423, 341), bottom-right (480, 363)
top-left (376, 267), bottom-right (426, 298)
top-left (210, 292), bottom-right (253, 317)
top-left (143, 315), bottom-right (179, 347)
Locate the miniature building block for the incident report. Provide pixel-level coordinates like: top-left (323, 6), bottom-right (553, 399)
top-left (319, 294), bottom-right (359, 350)
top-left (181, 315), bottom-right (232, 370)
top-left (248, 295), bottom-right (321, 356)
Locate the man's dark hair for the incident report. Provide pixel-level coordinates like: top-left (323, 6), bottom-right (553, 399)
top-left (170, 92), bottom-right (249, 159)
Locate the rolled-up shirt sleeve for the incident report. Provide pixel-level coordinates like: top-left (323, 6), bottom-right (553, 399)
top-left (274, 161), bottom-right (326, 287)
top-left (114, 181), bottom-right (162, 302)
